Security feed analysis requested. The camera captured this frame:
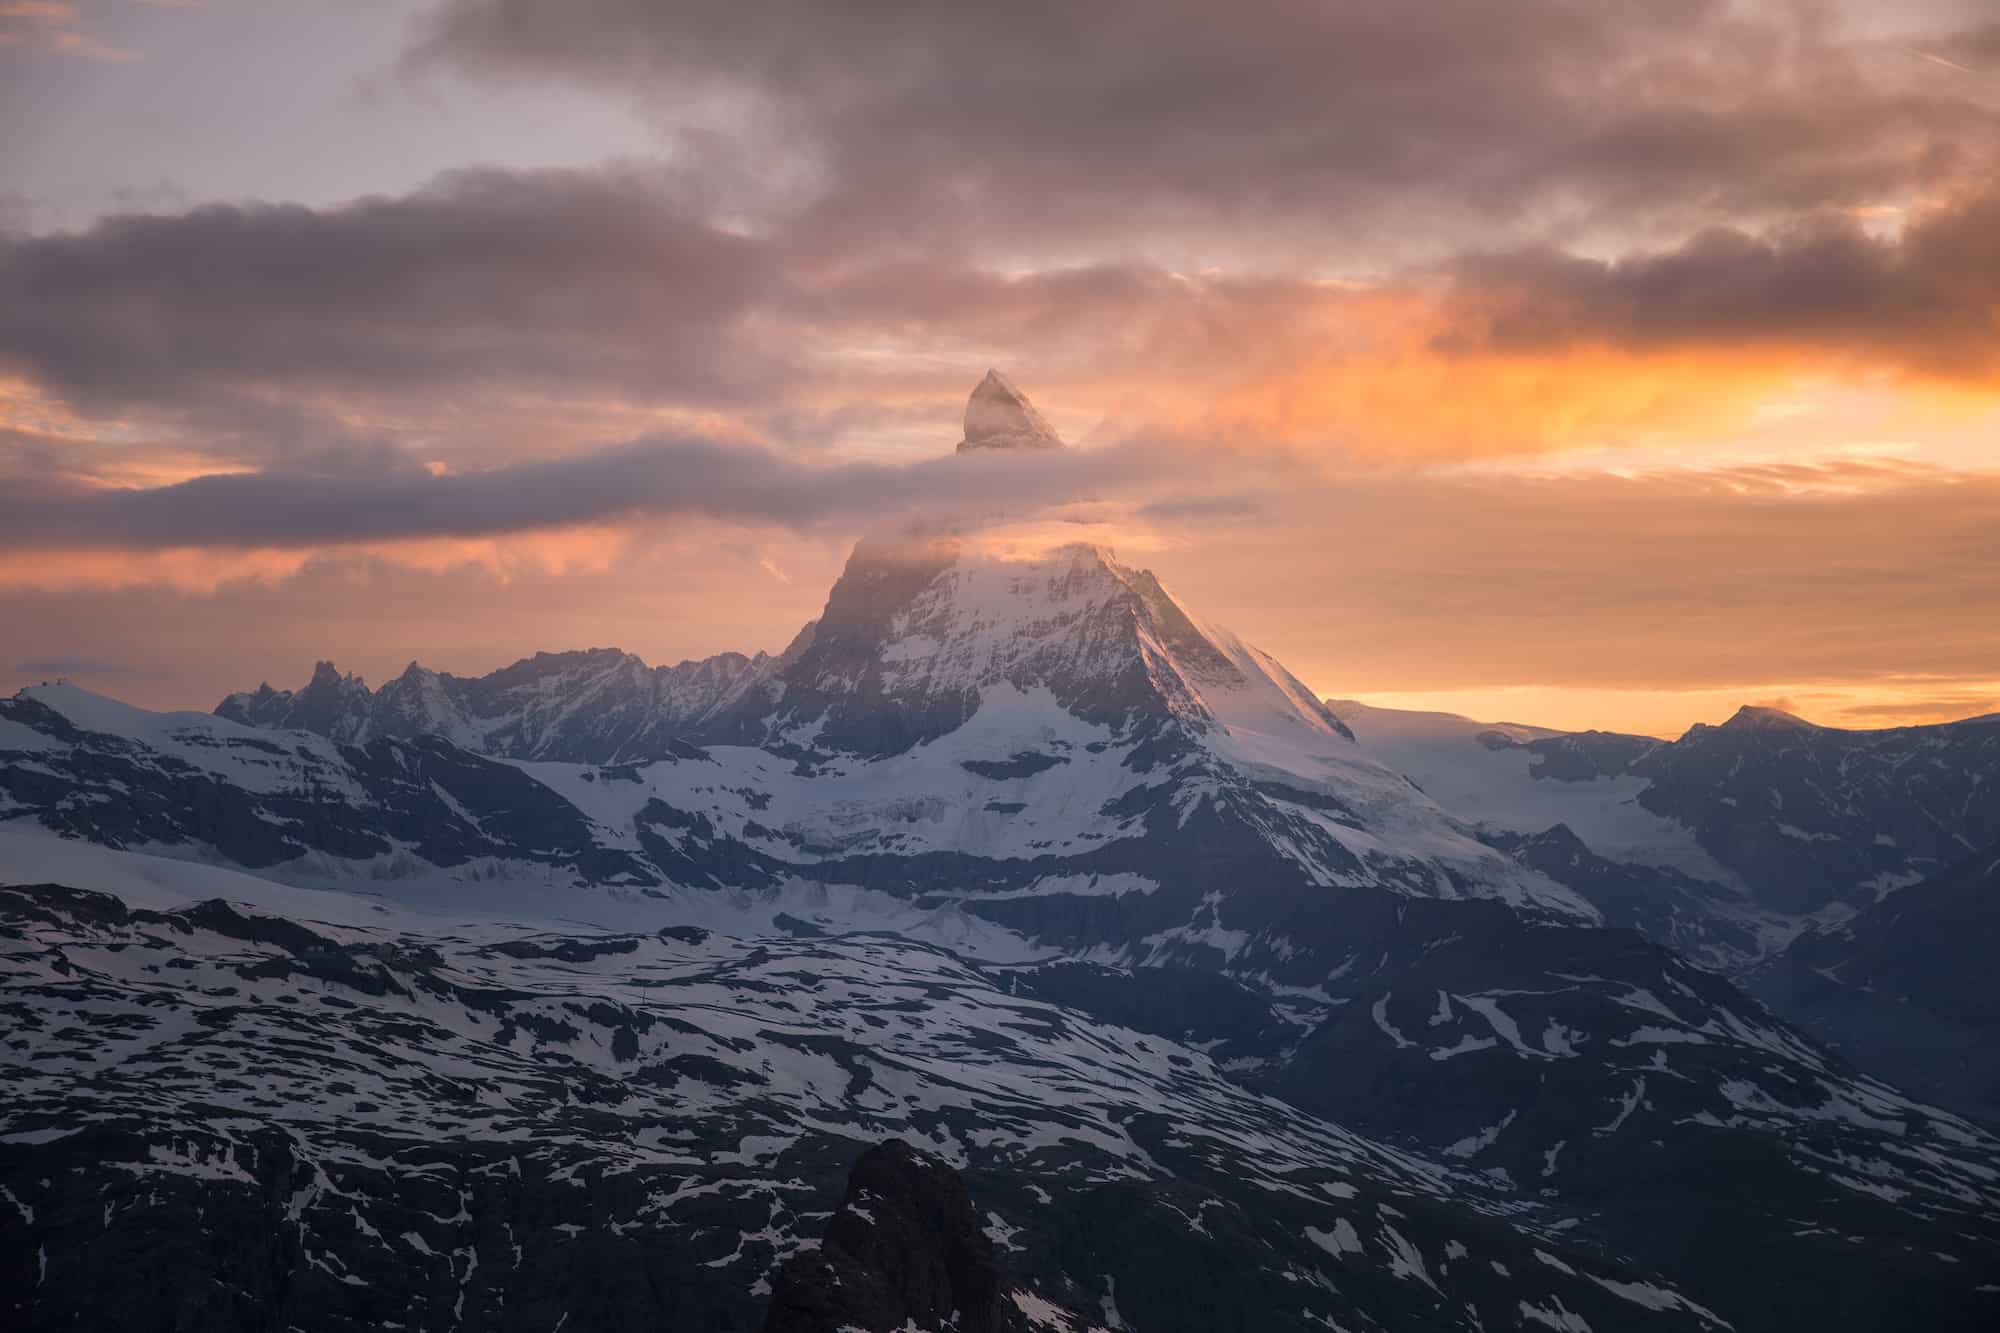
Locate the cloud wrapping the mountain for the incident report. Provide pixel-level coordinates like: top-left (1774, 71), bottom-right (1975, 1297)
top-left (0, 431), bottom-right (1189, 551)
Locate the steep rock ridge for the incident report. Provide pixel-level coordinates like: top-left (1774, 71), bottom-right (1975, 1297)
top-left (0, 875), bottom-right (1731, 1333)
top-left (217, 646), bottom-right (773, 763)
top-left (957, 369), bottom-right (1065, 452)
top-left (219, 659), bottom-right (377, 744)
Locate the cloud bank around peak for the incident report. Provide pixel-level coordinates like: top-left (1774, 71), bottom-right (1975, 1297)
top-left (0, 428), bottom-right (1214, 555)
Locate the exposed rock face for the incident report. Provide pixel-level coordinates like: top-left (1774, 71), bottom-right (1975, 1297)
top-left (761, 1140), bottom-right (1035, 1333)
top-left (717, 534), bottom-right (1353, 758)
top-left (957, 369), bottom-right (1065, 452)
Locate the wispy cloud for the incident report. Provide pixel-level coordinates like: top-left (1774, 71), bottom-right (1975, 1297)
top-left (0, 430), bottom-right (1206, 552)
top-left (1905, 47), bottom-right (1973, 75)
top-left (0, 1), bottom-right (138, 62)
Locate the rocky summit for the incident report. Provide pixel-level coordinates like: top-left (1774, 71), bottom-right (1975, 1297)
top-left (957, 369), bottom-right (1066, 451)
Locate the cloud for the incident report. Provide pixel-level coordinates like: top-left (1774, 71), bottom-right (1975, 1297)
top-left (10, 155), bottom-right (1999, 486)
top-left (0, 166), bottom-right (783, 412)
top-left (5, 2), bottom-right (1999, 601)
top-left (1440, 183), bottom-right (2000, 377)
top-left (8, 454), bottom-right (2000, 737)
top-left (0, 429), bottom-right (1205, 552)
top-left (1835, 689), bottom-right (2000, 724)
top-left (0, 1), bottom-right (139, 61)
top-left (409, 0), bottom-right (2000, 263)
top-left (1141, 457), bottom-right (2000, 699)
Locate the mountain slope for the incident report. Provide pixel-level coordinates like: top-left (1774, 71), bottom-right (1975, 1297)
top-left (0, 684), bottom-right (658, 891)
top-left (1751, 840), bottom-right (2000, 1127)
top-left (1005, 882), bottom-right (2000, 1333)
top-left (1, 864), bottom-right (1728, 1333)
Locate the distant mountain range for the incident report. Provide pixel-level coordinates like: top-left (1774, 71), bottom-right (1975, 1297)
top-left (216, 645), bottom-right (780, 762)
top-left (1327, 697), bottom-right (2000, 1137)
top-left (1329, 698), bottom-right (2000, 929)
top-left (5, 375), bottom-right (1998, 1332)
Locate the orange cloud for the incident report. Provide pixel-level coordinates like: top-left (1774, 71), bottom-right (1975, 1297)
top-left (0, 525), bottom-right (641, 595)
top-left (0, 1), bottom-right (138, 61)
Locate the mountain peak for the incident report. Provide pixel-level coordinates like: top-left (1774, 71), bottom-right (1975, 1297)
top-left (1718, 704), bottom-right (1815, 733)
top-left (956, 369), bottom-right (1064, 453)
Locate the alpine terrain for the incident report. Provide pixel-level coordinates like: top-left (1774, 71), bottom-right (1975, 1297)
top-left (5, 377), bottom-right (1998, 1332)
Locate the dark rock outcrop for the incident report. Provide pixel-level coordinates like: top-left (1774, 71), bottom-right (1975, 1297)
top-left (761, 1140), bottom-right (1036, 1333)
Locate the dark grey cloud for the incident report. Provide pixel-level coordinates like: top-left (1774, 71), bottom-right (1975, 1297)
top-left (1441, 181), bottom-right (2000, 374)
top-left (0, 166), bottom-right (783, 412)
top-left (411, 0), bottom-right (2000, 259)
top-left (0, 430), bottom-right (1200, 552)
top-left (0, 157), bottom-right (1325, 461)
top-left (5, 0), bottom-right (1996, 543)
top-left (0, 160), bottom-right (1384, 472)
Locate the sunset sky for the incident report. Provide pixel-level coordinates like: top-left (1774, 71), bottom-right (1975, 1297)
top-left (5, 0), bottom-right (1999, 737)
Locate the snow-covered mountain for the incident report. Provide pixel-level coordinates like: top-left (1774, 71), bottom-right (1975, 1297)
top-left (9, 534), bottom-right (1592, 942)
top-left (1330, 697), bottom-right (2000, 968)
top-left (217, 645), bottom-right (776, 762)
top-left (1, 854), bottom-right (1730, 1333)
top-left (5, 830), bottom-right (1997, 1332)
top-left (8, 376), bottom-right (2000, 1331)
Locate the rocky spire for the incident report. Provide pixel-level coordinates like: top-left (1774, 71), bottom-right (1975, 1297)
top-left (956, 369), bottom-right (1064, 452)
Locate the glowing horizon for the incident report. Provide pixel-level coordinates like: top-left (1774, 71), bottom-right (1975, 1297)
top-left (6, 0), bottom-right (1998, 738)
